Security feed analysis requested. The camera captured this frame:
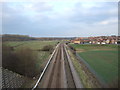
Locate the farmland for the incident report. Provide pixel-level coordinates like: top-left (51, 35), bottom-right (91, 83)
top-left (3, 41), bottom-right (57, 50)
top-left (70, 44), bottom-right (118, 86)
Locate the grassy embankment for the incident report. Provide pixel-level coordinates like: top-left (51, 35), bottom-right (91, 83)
top-left (70, 44), bottom-right (118, 87)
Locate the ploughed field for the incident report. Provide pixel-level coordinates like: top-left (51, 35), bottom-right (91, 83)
top-left (70, 44), bottom-right (118, 86)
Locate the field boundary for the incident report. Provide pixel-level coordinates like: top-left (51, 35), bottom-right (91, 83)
top-left (67, 46), bottom-right (108, 88)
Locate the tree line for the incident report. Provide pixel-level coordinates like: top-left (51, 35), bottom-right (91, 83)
top-left (2, 34), bottom-right (74, 41)
top-left (2, 34), bottom-right (36, 41)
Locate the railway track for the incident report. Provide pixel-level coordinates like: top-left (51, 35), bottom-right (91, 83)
top-left (32, 43), bottom-right (83, 89)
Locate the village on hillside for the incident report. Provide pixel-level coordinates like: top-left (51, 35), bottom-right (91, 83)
top-left (71, 35), bottom-right (120, 44)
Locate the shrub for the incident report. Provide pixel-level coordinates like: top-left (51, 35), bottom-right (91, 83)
top-left (68, 45), bottom-right (76, 51)
top-left (68, 45), bottom-right (76, 54)
top-left (2, 45), bottom-right (15, 69)
top-left (2, 45), bottom-right (38, 78)
top-left (15, 48), bottom-right (38, 77)
top-left (41, 45), bottom-right (53, 52)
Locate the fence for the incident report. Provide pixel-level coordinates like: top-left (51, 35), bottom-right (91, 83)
top-left (1, 67), bottom-right (25, 88)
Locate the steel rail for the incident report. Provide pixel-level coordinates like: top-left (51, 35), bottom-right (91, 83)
top-left (61, 44), bottom-right (67, 88)
top-left (32, 44), bottom-right (59, 90)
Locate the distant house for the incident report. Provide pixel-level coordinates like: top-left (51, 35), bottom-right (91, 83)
top-left (72, 36), bottom-right (119, 45)
top-left (110, 39), bottom-right (117, 44)
top-left (72, 38), bottom-right (90, 44)
top-left (71, 40), bottom-right (74, 43)
top-left (105, 39), bottom-right (110, 44)
top-left (117, 40), bottom-right (120, 44)
top-left (82, 39), bottom-right (90, 44)
top-left (101, 41), bottom-right (106, 44)
top-left (91, 40), bottom-right (97, 44)
top-left (74, 40), bottom-right (81, 44)
top-left (72, 37), bottom-right (81, 44)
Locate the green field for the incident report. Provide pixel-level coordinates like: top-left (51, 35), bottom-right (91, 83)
top-left (3, 41), bottom-right (57, 50)
top-left (3, 41), bottom-right (58, 76)
top-left (70, 44), bottom-right (118, 85)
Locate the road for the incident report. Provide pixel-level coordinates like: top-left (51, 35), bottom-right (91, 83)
top-left (33, 43), bottom-right (83, 89)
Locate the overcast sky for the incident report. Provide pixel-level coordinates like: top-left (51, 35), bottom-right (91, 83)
top-left (2, 1), bottom-right (118, 37)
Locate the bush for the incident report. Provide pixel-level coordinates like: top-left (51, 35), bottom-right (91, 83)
top-left (68, 45), bottom-right (76, 51)
top-left (68, 45), bottom-right (76, 54)
top-left (2, 45), bottom-right (38, 78)
top-left (41, 45), bottom-right (53, 52)
top-left (15, 48), bottom-right (38, 77)
top-left (2, 45), bottom-right (15, 69)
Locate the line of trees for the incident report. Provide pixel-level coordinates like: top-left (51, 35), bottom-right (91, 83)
top-left (2, 34), bottom-right (36, 41)
top-left (2, 34), bottom-right (74, 41)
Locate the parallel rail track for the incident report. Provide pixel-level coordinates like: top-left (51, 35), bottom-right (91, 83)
top-left (32, 43), bottom-right (83, 89)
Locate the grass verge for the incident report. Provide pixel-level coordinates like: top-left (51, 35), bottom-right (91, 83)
top-left (67, 47), bottom-right (101, 88)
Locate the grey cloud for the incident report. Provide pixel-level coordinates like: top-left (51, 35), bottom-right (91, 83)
top-left (32, 2), bottom-right (53, 12)
top-left (69, 2), bottom-right (117, 24)
top-left (2, 2), bottom-right (118, 37)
